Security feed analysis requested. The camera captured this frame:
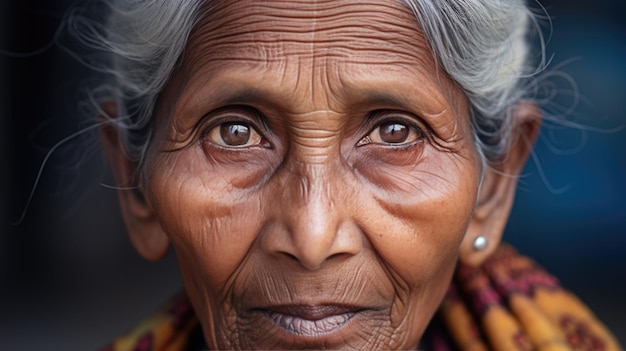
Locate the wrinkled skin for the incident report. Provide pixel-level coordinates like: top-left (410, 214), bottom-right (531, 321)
top-left (102, 0), bottom-right (539, 349)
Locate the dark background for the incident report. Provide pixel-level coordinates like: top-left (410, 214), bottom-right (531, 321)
top-left (1, 0), bottom-right (625, 349)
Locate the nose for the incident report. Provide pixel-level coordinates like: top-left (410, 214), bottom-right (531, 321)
top-left (261, 167), bottom-right (363, 271)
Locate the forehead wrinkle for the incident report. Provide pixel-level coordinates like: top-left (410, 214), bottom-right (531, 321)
top-left (180, 0), bottom-right (440, 103)
top-left (166, 0), bottom-right (464, 132)
top-left (201, 0), bottom-right (420, 34)
top-left (187, 0), bottom-right (428, 63)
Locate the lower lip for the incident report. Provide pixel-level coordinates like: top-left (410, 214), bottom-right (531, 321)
top-left (265, 311), bottom-right (357, 337)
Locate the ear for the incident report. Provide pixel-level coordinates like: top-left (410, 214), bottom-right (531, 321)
top-left (99, 102), bottom-right (170, 261)
top-left (459, 102), bottom-right (541, 266)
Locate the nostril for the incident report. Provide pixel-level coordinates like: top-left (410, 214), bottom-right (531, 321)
top-left (279, 250), bottom-right (355, 270)
top-left (260, 194), bottom-right (364, 270)
top-left (282, 252), bottom-right (300, 264)
top-left (327, 252), bottom-right (348, 262)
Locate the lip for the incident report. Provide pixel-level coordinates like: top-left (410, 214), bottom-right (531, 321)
top-left (254, 305), bottom-right (363, 337)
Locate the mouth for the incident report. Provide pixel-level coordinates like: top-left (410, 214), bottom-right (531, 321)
top-left (254, 305), bottom-right (363, 337)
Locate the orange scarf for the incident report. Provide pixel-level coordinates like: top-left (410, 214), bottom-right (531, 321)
top-left (101, 245), bottom-right (623, 351)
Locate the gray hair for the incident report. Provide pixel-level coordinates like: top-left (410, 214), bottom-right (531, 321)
top-left (69, 0), bottom-right (546, 167)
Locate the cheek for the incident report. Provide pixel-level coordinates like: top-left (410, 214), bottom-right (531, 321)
top-left (146, 147), bottom-right (275, 348)
top-left (358, 147), bottom-right (479, 290)
top-left (146, 146), bottom-right (268, 296)
top-left (355, 149), bottom-right (479, 338)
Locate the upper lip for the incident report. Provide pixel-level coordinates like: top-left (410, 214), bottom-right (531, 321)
top-left (254, 304), bottom-right (365, 320)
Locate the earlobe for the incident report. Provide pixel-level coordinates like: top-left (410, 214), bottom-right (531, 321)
top-left (99, 102), bottom-right (170, 261)
top-left (459, 102), bottom-right (541, 266)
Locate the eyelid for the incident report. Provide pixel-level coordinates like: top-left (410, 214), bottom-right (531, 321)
top-left (369, 110), bottom-right (427, 128)
top-left (197, 105), bottom-right (267, 138)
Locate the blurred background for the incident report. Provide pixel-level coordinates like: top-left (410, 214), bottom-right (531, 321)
top-left (1, 0), bottom-right (625, 349)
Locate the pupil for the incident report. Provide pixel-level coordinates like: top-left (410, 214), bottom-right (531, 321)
top-left (220, 123), bottom-right (251, 146)
top-left (380, 123), bottom-right (408, 143)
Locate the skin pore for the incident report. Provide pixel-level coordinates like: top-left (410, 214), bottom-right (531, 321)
top-left (101, 0), bottom-right (539, 349)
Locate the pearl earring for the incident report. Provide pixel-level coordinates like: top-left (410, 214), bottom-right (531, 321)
top-left (473, 235), bottom-right (487, 251)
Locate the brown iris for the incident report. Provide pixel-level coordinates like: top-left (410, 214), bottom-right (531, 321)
top-left (220, 123), bottom-right (251, 146)
top-left (379, 122), bottom-right (409, 144)
top-left (204, 121), bottom-right (264, 148)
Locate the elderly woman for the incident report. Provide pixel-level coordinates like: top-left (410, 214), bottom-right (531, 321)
top-left (78, 0), bottom-right (623, 349)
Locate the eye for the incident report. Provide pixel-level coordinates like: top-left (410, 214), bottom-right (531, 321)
top-left (358, 121), bottom-right (425, 147)
top-left (205, 122), bottom-right (266, 148)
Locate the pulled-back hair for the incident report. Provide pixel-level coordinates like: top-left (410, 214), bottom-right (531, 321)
top-left (67, 0), bottom-right (547, 167)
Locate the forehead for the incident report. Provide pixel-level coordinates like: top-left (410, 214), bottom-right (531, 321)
top-left (191, 0), bottom-right (427, 63)
top-left (164, 0), bottom-right (464, 120)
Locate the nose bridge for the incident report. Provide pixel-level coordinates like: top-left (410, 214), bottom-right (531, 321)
top-left (291, 165), bottom-right (337, 237)
top-left (283, 108), bottom-right (345, 239)
top-left (271, 159), bottom-right (360, 270)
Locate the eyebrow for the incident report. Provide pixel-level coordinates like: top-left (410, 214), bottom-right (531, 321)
top-left (358, 91), bottom-right (415, 110)
top-left (175, 69), bottom-right (450, 127)
top-left (347, 87), bottom-right (446, 117)
top-left (218, 88), bottom-right (269, 106)
top-left (217, 88), bottom-right (414, 106)
top-left (211, 88), bottom-right (435, 122)
top-left (361, 84), bottom-right (453, 118)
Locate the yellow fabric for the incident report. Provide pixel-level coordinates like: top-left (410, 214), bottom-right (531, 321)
top-left (101, 245), bottom-right (623, 351)
top-left (437, 244), bottom-right (622, 351)
top-left (100, 291), bottom-right (200, 351)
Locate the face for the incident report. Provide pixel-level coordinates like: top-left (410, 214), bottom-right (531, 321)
top-left (142, 0), bottom-right (483, 349)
